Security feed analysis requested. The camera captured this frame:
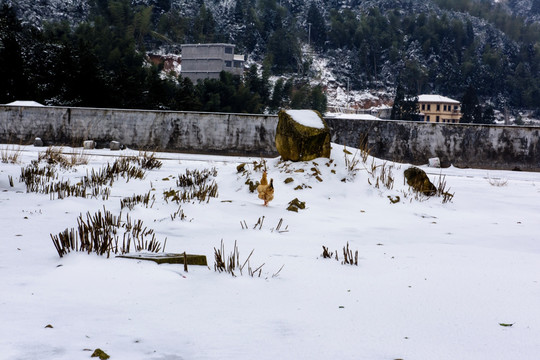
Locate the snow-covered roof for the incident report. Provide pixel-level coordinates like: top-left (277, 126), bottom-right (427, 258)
top-left (286, 110), bottom-right (325, 129)
top-left (5, 100), bottom-right (45, 107)
top-left (418, 95), bottom-right (460, 104)
top-left (325, 113), bottom-right (381, 121)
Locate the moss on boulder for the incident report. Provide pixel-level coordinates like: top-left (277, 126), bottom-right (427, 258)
top-left (404, 167), bottom-right (436, 196)
top-left (275, 110), bottom-right (331, 162)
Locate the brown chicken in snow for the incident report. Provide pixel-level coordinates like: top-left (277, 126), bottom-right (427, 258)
top-left (259, 171), bottom-right (268, 186)
top-left (257, 172), bottom-right (274, 206)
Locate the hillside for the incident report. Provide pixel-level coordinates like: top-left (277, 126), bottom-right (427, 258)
top-left (1, 0), bottom-right (540, 114)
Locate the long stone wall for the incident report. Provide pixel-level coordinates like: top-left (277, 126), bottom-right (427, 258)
top-left (0, 106), bottom-right (279, 157)
top-left (1, 105), bottom-right (539, 171)
top-left (325, 118), bottom-right (540, 171)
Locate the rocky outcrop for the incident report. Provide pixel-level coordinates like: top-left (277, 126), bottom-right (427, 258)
top-left (404, 167), bottom-right (436, 196)
top-left (275, 110), bottom-right (331, 162)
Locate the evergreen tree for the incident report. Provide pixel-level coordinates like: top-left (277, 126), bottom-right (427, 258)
top-left (391, 83), bottom-right (418, 120)
top-left (175, 76), bottom-right (200, 111)
top-left (270, 78), bottom-right (286, 112)
top-left (0, 4), bottom-right (28, 102)
top-left (306, 2), bottom-right (327, 49)
top-left (481, 105), bottom-right (496, 124)
top-left (266, 27), bottom-right (301, 74)
top-left (460, 84), bottom-right (483, 123)
top-left (192, 4), bottom-right (216, 43)
top-left (310, 85), bottom-right (327, 114)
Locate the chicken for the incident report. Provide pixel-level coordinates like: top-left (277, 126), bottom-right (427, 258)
top-left (259, 171), bottom-right (268, 186)
top-left (257, 177), bottom-right (274, 206)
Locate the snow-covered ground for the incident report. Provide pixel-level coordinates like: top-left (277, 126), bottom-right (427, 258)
top-left (1, 143), bottom-right (539, 360)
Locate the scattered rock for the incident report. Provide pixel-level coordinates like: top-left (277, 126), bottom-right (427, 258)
top-left (91, 349), bottom-right (110, 360)
top-left (236, 163), bottom-right (246, 173)
top-left (275, 109), bottom-right (331, 162)
top-left (34, 137), bottom-right (44, 147)
top-left (287, 198), bottom-right (306, 212)
top-left (83, 140), bottom-right (96, 150)
top-left (404, 167), bottom-right (436, 196)
top-left (44, 324), bottom-right (53, 328)
top-left (387, 195), bottom-right (400, 204)
top-left (284, 177), bottom-right (294, 184)
top-left (428, 157), bottom-right (441, 168)
top-left (109, 141), bottom-right (121, 151)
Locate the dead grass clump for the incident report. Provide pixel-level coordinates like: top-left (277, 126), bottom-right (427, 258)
top-left (37, 146), bottom-right (90, 168)
top-left (487, 175), bottom-right (508, 187)
top-left (120, 191), bottom-right (155, 210)
top-left (1, 145), bottom-right (23, 164)
top-left (343, 147), bottom-right (361, 179)
top-left (214, 240), bottom-right (264, 277)
top-left (238, 160), bottom-right (268, 192)
top-left (435, 173), bottom-right (454, 203)
top-left (137, 151), bottom-right (162, 170)
top-left (321, 242), bottom-right (359, 266)
top-left (20, 153), bottom-right (152, 200)
top-left (68, 148), bottom-right (90, 166)
top-left (164, 168), bottom-right (218, 204)
top-left (38, 147), bottom-right (71, 168)
top-left (83, 157), bottom-right (146, 188)
top-left (50, 208), bottom-right (166, 258)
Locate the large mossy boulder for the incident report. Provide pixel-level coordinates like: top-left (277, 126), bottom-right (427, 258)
top-left (404, 167), bottom-right (437, 196)
top-left (275, 109), bottom-right (331, 162)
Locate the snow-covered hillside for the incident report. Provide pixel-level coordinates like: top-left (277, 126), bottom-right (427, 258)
top-left (1, 143), bottom-right (539, 359)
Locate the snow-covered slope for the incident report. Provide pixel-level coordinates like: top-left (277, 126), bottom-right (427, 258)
top-left (3, 0), bottom-right (89, 27)
top-left (1, 143), bottom-right (539, 359)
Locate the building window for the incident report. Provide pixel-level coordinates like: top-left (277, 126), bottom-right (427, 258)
top-left (427, 104), bottom-right (431, 111)
top-left (427, 115), bottom-right (430, 121)
top-left (437, 104), bottom-right (440, 111)
top-left (436, 116), bottom-right (440, 122)
top-left (233, 61), bottom-right (242, 68)
top-left (444, 105), bottom-right (447, 111)
top-left (225, 61), bottom-right (232, 67)
top-left (421, 104), bottom-right (425, 111)
top-left (225, 47), bottom-right (233, 54)
top-left (454, 105), bottom-right (459, 111)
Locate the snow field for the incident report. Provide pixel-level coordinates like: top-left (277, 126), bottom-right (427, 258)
top-left (1, 143), bottom-right (539, 360)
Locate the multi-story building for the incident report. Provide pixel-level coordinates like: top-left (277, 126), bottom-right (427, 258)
top-left (180, 43), bottom-right (245, 82)
top-left (417, 94), bottom-right (461, 123)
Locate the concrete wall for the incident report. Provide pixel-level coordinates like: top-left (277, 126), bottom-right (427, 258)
top-left (0, 106), bottom-right (279, 157)
top-left (1, 105), bottom-right (539, 171)
top-left (326, 117), bottom-right (540, 171)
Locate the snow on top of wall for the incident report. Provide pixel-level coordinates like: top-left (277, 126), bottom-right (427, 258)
top-left (418, 95), bottom-right (460, 104)
top-left (325, 113), bottom-right (381, 120)
top-left (5, 101), bottom-right (45, 107)
top-left (286, 110), bottom-right (325, 129)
